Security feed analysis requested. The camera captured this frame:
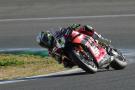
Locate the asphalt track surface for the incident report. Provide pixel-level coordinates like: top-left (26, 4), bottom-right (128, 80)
top-left (0, 0), bottom-right (135, 90)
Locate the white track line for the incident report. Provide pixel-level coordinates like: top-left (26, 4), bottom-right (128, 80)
top-left (0, 68), bottom-right (83, 85)
top-left (0, 80), bottom-right (26, 85)
top-left (0, 14), bottom-right (135, 22)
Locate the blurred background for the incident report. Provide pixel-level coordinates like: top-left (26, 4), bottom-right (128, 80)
top-left (0, 0), bottom-right (135, 49)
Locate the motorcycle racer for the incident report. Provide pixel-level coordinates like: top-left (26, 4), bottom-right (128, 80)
top-left (36, 24), bottom-right (111, 68)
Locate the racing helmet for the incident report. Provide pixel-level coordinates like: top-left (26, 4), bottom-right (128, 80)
top-left (36, 31), bottom-right (54, 48)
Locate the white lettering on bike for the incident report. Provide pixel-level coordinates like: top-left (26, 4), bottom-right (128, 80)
top-left (85, 41), bottom-right (100, 57)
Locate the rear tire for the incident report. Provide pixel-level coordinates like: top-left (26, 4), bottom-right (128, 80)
top-left (110, 49), bottom-right (127, 70)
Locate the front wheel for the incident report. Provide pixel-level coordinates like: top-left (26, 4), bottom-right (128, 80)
top-left (110, 49), bottom-right (127, 70)
top-left (68, 46), bottom-right (98, 73)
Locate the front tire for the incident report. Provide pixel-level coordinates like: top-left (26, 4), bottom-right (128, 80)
top-left (68, 47), bottom-right (98, 73)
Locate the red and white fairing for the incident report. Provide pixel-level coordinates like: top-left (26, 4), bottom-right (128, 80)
top-left (70, 30), bottom-right (107, 63)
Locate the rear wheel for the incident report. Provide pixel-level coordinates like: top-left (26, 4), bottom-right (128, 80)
top-left (68, 46), bottom-right (98, 73)
top-left (110, 49), bottom-right (127, 70)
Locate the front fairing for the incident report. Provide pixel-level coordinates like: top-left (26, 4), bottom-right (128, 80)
top-left (70, 30), bottom-right (86, 44)
top-left (70, 30), bottom-right (108, 63)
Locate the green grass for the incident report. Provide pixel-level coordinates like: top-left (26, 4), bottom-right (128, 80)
top-left (0, 54), bottom-right (65, 80)
top-left (0, 57), bottom-right (24, 66)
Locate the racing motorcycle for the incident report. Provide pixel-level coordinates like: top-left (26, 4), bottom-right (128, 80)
top-left (45, 29), bottom-right (127, 73)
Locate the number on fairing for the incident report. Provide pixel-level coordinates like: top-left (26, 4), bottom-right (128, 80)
top-left (85, 41), bottom-right (100, 56)
top-left (91, 45), bottom-right (100, 56)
